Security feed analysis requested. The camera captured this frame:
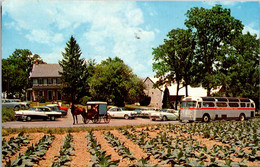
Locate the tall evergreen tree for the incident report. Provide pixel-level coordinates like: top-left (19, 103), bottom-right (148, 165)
top-left (59, 36), bottom-right (88, 102)
top-left (162, 86), bottom-right (171, 109)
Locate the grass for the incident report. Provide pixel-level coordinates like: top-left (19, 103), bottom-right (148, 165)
top-left (2, 124), bottom-right (161, 136)
top-left (2, 108), bottom-right (16, 123)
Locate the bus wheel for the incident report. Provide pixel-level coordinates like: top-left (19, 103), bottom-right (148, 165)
top-left (239, 114), bottom-right (246, 121)
top-left (202, 114), bottom-right (210, 123)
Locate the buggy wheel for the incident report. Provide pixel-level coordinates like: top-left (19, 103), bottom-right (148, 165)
top-left (93, 115), bottom-right (100, 123)
top-left (104, 115), bottom-right (111, 124)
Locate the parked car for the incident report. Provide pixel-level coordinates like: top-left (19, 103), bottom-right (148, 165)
top-left (150, 109), bottom-right (179, 121)
top-left (9, 99), bottom-right (30, 109)
top-left (45, 106), bottom-right (67, 116)
top-left (46, 104), bottom-right (68, 113)
top-left (107, 107), bottom-right (138, 119)
top-left (139, 108), bottom-right (159, 118)
top-left (2, 99), bottom-right (22, 111)
top-left (15, 106), bottom-right (62, 121)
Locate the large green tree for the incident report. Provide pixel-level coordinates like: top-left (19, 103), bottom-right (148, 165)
top-left (153, 29), bottom-right (196, 109)
top-left (185, 4), bottom-right (244, 95)
top-left (220, 32), bottom-right (260, 108)
top-left (2, 49), bottom-right (43, 98)
top-left (90, 57), bottom-right (144, 107)
top-left (59, 36), bottom-right (90, 102)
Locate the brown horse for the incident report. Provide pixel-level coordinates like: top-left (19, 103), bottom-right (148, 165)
top-left (70, 103), bottom-right (87, 125)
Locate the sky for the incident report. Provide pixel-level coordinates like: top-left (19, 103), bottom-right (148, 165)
top-left (2, 0), bottom-right (259, 78)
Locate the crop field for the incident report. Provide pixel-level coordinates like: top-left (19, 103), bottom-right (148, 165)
top-left (2, 119), bottom-right (260, 167)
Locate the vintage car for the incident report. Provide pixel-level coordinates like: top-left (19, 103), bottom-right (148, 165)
top-left (15, 106), bottom-right (62, 121)
top-left (45, 106), bottom-right (67, 116)
top-left (9, 99), bottom-right (30, 109)
top-left (107, 107), bottom-right (138, 119)
top-left (2, 99), bottom-right (22, 111)
top-left (150, 109), bottom-right (179, 121)
top-left (46, 104), bottom-right (68, 112)
top-left (139, 108), bottom-right (159, 118)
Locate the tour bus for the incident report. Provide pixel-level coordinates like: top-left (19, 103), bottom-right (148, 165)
top-left (180, 97), bottom-right (255, 122)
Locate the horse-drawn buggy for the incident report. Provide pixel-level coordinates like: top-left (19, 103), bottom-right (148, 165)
top-left (84, 101), bottom-right (111, 124)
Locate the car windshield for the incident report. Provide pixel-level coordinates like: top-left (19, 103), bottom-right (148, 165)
top-left (29, 108), bottom-right (36, 111)
top-left (181, 101), bottom-right (197, 108)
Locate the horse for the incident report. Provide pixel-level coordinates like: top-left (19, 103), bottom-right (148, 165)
top-left (70, 104), bottom-right (87, 125)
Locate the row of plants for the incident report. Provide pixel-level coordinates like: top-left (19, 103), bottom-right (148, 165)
top-left (52, 133), bottom-right (75, 167)
top-left (86, 130), bottom-right (119, 167)
top-left (2, 132), bottom-right (30, 159)
top-left (103, 131), bottom-right (136, 161)
top-left (120, 125), bottom-right (254, 166)
top-left (5, 134), bottom-right (55, 167)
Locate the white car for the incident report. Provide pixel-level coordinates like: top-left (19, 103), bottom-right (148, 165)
top-left (107, 107), bottom-right (138, 119)
top-left (150, 109), bottom-right (179, 121)
top-left (15, 106), bottom-right (62, 121)
top-left (140, 108), bottom-right (159, 118)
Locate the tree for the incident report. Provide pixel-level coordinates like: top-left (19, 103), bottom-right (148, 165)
top-left (90, 57), bottom-right (144, 107)
top-left (185, 4), bottom-right (244, 95)
top-left (153, 29), bottom-right (196, 109)
top-left (59, 36), bottom-right (90, 103)
top-left (162, 86), bottom-right (171, 109)
top-left (220, 32), bottom-right (260, 108)
top-left (2, 49), bottom-right (42, 98)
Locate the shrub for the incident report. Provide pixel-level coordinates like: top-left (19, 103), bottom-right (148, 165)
top-left (39, 96), bottom-right (46, 103)
top-left (2, 108), bottom-right (16, 122)
top-left (80, 96), bottom-right (92, 105)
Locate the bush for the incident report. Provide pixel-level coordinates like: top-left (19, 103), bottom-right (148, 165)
top-left (140, 95), bottom-right (151, 106)
top-left (80, 96), bottom-right (92, 105)
top-left (2, 108), bottom-right (16, 122)
top-left (39, 96), bottom-right (46, 103)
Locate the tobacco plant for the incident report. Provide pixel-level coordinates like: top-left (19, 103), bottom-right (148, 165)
top-left (86, 130), bottom-right (119, 167)
top-left (9, 134), bottom-right (55, 167)
top-left (52, 133), bottom-right (75, 167)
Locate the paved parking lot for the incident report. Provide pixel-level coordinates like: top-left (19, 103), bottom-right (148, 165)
top-left (2, 112), bottom-right (180, 129)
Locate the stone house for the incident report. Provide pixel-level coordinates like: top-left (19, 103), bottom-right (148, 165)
top-left (143, 77), bottom-right (208, 109)
top-left (27, 63), bottom-right (63, 102)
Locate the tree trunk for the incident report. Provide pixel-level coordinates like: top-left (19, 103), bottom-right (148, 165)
top-left (185, 84), bottom-right (188, 97)
top-left (175, 81), bottom-right (180, 110)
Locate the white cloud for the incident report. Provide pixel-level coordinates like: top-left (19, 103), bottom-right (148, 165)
top-left (3, 0), bottom-right (156, 77)
top-left (243, 23), bottom-right (259, 38)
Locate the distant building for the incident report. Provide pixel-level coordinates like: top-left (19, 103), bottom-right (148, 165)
top-left (143, 77), bottom-right (209, 109)
top-left (27, 63), bottom-right (63, 102)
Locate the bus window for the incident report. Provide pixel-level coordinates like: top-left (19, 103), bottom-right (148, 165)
top-left (229, 98), bottom-right (239, 102)
top-left (217, 102), bottom-right (227, 107)
top-left (181, 101), bottom-right (197, 108)
top-left (198, 102), bottom-right (202, 108)
top-left (216, 98), bottom-right (227, 102)
top-left (247, 103), bottom-right (250, 107)
top-left (203, 102), bottom-right (215, 107)
top-left (240, 103), bottom-right (246, 107)
top-left (229, 103), bottom-right (239, 107)
top-left (251, 103), bottom-right (255, 108)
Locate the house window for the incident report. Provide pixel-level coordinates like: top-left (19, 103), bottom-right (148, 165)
top-left (56, 78), bottom-right (61, 84)
top-left (57, 91), bottom-right (62, 100)
top-left (48, 90), bottom-right (53, 100)
top-left (38, 78), bottom-right (43, 85)
top-left (38, 90), bottom-right (43, 97)
top-left (47, 78), bottom-right (53, 85)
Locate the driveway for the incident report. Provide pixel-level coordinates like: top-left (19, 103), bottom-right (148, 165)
top-left (2, 112), bottom-right (179, 129)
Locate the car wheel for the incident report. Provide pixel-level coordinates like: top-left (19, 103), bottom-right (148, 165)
top-left (26, 116), bottom-right (32, 121)
top-left (239, 114), bottom-right (246, 121)
top-left (14, 106), bottom-right (20, 111)
top-left (124, 114), bottom-right (129, 119)
top-left (162, 116), bottom-right (167, 121)
top-left (50, 116), bottom-right (56, 121)
top-left (202, 114), bottom-right (210, 123)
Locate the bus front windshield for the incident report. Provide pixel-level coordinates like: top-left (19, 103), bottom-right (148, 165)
top-left (181, 101), bottom-right (197, 108)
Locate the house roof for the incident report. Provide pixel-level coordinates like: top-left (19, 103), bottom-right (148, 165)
top-left (30, 64), bottom-right (62, 78)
